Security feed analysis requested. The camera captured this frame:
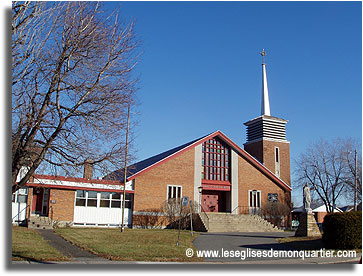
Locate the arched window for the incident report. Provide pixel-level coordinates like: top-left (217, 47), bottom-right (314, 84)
top-left (202, 137), bottom-right (230, 182)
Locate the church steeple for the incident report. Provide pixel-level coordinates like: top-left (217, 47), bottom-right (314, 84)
top-left (260, 49), bottom-right (271, 116)
top-left (243, 50), bottom-right (291, 186)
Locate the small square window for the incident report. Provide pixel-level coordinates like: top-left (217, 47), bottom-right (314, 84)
top-left (100, 192), bottom-right (110, 199)
top-left (76, 198), bottom-right (86, 206)
top-left (111, 201), bottom-right (121, 208)
top-left (76, 190), bottom-right (86, 198)
top-left (87, 199), bottom-right (97, 207)
top-left (111, 193), bottom-right (121, 200)
top-left (100, 200), bottom-right (110, 208)
top-left (88, 191), bottom-right (97, 199)
top-left (17, 195), bottom-right (27, 203)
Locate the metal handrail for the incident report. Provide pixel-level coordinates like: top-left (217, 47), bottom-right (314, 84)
top-left (231, 205), bottom-right (278, 225)
top-left (231, 205), bottom-right (266, 214)
top-left (12, 204), bottom-right (29, 221)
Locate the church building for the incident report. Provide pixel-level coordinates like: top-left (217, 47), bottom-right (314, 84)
top-left (112, 49), bottom-right (292, 227)
top-left (12, 50), bottom-right (292, 230)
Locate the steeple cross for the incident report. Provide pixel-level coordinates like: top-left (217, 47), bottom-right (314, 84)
top-left (260, 49), bottom-right (266, 64)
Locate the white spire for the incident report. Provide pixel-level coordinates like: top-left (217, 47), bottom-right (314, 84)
top-left (260, 49), bottom-right (271, 116)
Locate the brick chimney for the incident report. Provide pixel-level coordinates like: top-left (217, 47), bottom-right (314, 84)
top-left (83, 161), bottom-right (93, 179)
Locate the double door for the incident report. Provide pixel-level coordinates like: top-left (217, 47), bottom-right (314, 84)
top-left (201, 190), bottom-right (225, 212)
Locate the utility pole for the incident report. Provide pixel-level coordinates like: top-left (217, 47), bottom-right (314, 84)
top-left (354, 149), bottom-right (358, 211)
top-left (121, 104), bottom-right (131, 232)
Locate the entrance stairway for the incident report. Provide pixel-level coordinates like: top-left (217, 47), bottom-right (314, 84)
top-left (28, 215), bottom-right (53, 230)
top-left (198, 212), bottom-right (282, 232)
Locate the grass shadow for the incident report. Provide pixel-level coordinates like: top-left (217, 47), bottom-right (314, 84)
top-left (277, 236), bottom-right (325, 251)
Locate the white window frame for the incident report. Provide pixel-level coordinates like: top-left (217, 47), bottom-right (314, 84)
top-left (248, 190), bottom-right (261, 209)
top-left (274, 147), bottom-right (280, 177)
top-left (12, 187), bottom-right (28, 203)
top-left (166, 185), bottom-right (182, 201)
top-left (75, 190), bottom-right (132, 209)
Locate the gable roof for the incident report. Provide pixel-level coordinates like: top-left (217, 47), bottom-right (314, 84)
top-left (105, 133), bottom-right (211, 181)
top-left (107, 130), bottom-right (291, 191)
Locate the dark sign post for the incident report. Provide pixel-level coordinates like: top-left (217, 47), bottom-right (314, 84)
top-left (177, 196), bottom-right (189, 246)
top-left (189, 200), bottom-right (193, 236)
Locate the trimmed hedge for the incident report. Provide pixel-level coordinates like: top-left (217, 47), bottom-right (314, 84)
top-left (322, 211), bottom-right (362, 249)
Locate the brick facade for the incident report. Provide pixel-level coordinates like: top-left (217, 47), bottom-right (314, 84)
top-left (237, 154), bottom-right (290, 207)
top-left (244, 140), bottom-right (291, 186)
top-left (133, 147), bottom-right (195, 212)
top-left (48, 189), bottom-right (75, 222)
top-left (131, 138), bottom-right (291, 220)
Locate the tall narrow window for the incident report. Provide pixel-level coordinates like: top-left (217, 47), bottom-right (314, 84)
top-left (202, 137), bottom-right (230, 182)
top-left (249, 190), bottom-right (261, 215)
top-left (167, 185), bottom-right (182, 200)
top-left (275, 147), bottom-right (280, 177)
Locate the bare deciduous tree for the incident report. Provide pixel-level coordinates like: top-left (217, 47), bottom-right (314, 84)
top-left (262, 201), bottom-right (291, 228)
top-left (340, 139), bottom-right (362, 208)
top-left (294, 138), bottom-right (361, 213)
top-left (12, 2), bottom-right (141, 192)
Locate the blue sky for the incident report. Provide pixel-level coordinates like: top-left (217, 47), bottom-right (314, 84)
top-left (103, 1), bottom-right (362, 204)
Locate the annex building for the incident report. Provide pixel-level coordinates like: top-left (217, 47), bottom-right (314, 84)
top-left (12, 51), bottom-right (292, 230)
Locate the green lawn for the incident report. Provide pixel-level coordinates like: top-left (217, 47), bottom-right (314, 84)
top-left (55, 228), bottom-right (203, 262)
top-left (12, 226), bottom-right (67, 262)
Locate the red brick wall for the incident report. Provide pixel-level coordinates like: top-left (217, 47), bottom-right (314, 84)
top-left (244, 140), bottom-right (264, 164)
top-left (48, 189), bottom-right (75, 222)
top-left (237, 154), bottom-right (290, 208)
top-left (244, 140), bottom-right (291, 186)
top-left (133, 147), bottom-right (195, 212)
top-left (132, 145), bottom-right (291, 212)
top-left (315, 212), bottom-right (327, 223)
top-left (262, 140), bottom-right (291, 186)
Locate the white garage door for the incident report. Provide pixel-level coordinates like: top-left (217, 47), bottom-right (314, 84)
top-left (73, 190), bottom-right (133, 227)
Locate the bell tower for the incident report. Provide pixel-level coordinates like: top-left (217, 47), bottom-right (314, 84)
top-left (244, 50), bottom-right (291, 186)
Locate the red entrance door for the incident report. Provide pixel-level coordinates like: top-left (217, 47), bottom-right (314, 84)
top-left (32, 188), bottom-right (45, 214)
top-left (202, 191), bottom-right (221, 212)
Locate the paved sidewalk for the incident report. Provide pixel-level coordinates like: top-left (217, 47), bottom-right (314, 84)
top-left (36, 229), bottom-right (111, 263)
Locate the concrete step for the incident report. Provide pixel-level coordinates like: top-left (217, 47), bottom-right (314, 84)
top-left (28, 216), bottom-right (53, 230)
top-left (202, 213), bottom-right (282, 233)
